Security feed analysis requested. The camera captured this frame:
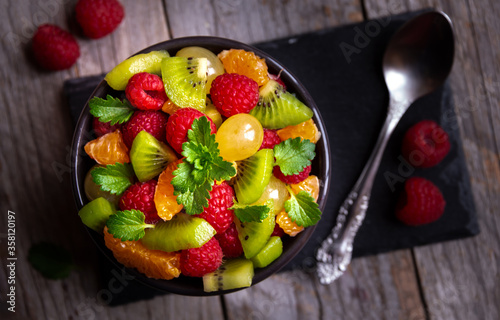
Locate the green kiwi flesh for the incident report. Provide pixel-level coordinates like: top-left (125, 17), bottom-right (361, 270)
top-left (130, 131), bottom-right (178, 182)
top-left (233, 149), bottom-right (274, 205)
top-left (141, 213), bottom-right (215, 252)
top-left (235, 211), bottom-right (276, 259)
top-left (203, 258), bottom-right (254, 292)
top-left (250, 236), bottom-right (283, 268)
top-left (249, 79), bottom-right (313, 129)
top-left (78, 197), bottom-right (116, 232)
top-left (105, 50), bottom-right (170, 90)
top-left (161, 56), bottom-right (208, 111)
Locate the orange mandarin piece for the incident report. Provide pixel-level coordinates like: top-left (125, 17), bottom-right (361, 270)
top-left (162, 98), bottom-right (181, 115)
top-left (276, 119), bottom-right (321, 143)
top-left (104, 227), bottom-right (181, 280)
top-left (276, 210), bottom-right (304, 237)
top-left (290, 175), bottom-right (320, 202)
top-left (218, 49), bottom-right (270, 86)
top-left (154, 159), bottom-right (183, 221)
top-left (84, 130), bottom-right (129, 165)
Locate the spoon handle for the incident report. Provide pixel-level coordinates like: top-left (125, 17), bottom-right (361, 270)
top-left (316, 97), bottom-right (409, 285)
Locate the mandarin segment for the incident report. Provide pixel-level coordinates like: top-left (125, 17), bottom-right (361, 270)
top-left (161, 99), bottom-right (181, 115)
top-left (84, 130), bottom-right (129, 165)
top-left (103, 227), bottom-right (181, 280)
top-left (218, 49), bottom-right (270, 86)
top-left (277, 119), bottom-right (321, 143)
top-left (155, 159), bottom-right (183, 221)
top-left (290, 175), bottom-right (320, 201)
top-left (276, 210), bottom-right (304, 237)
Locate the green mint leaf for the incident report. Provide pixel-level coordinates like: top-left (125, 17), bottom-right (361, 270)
top-left (172, 117), bottom-right (235, 215)
top-left (91, 163), bottom-right (134, 195)
top-left (176, 180), bottom-right (212, 215)
top-left (106, 210), bottom-right (155, 241)
top-left (232, 201), bottom-right (271, 223)
top-left (284, 187), bottom-right (321, 227)
top-left (273, 138), bottom-right (315, 175)
top-left (89, 94), bottom-right (134, 125)
top-left (28, 242), bottom-right (74, 280)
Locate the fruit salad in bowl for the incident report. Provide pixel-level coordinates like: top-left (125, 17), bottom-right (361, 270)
top-left (72, 37), bottom-right (331, 295)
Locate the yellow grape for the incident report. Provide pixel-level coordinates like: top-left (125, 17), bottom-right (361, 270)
top-left (216, 114), bottom-right (263, 161)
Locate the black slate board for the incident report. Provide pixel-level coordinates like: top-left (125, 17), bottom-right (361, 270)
top-left (64, 10), bottom-right (479, 303)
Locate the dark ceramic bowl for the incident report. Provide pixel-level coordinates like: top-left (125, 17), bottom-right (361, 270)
top-left (71, 36), bottom-right (331, 296)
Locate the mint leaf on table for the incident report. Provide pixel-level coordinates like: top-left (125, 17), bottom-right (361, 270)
top-left (172, 117), bottom-right (236, 215)
top-left (106, 210), bottom-right (155, 241)
top-left (231, 201), bottom-right (271, 223)
top-left (273, 137), bottom-right (315, 175)
top-left (28, 242), bottom-right (74, 280)
top-left (284, 187), bottom-right (321, 227)
top-left (91, 163), bottom-right (134, 195)
top-left (89, 95), bottom-right (134, 125)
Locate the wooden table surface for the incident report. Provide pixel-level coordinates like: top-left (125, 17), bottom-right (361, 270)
top-left (1, 0), bottom-right (499, 319)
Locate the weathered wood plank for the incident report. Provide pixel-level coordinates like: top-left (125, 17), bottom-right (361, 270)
top-left (0, 1), bottom-right (223, 319)
top-left (365, 0), bottom-right (500, 319)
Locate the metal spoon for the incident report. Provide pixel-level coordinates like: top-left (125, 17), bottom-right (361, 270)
top-left (316, 11), bottom-right (455, 284)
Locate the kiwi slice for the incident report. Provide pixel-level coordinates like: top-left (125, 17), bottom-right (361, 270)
top-left (141, 213), bottom-right (215, 252)
top-left (78, 197), bottom-right (116, 232)
top-left (130, 131), bottom-right (178, 182)
top-left (249, 80), bottom-right (313, 129)
top-left (235, 211), bottom-right (275, 259)
top-left (161, 56), bottom-right (208, 111)
top-left (233, 149), bottom-right (274, 205)
top-left (105, 50), bottom-right (170, 90)
top-left (251, 236), bottom-right (283, 268)
top-left (203, 258), bottom-right (254, 292)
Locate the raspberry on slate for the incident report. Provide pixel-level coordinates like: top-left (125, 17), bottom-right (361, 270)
top-left (396, 177), bottom-right (446, 226)
top-left (76, 0), bottom-right (124, 39)
top-left (198, 181), bottom-right (235, 234)
top-left (32, 24), bottom-right (80, 71)
top-left (92, 117), bottom-right (122, 137)
top-left (122, 110), bottom-right (167, 148)
top-left (166, 107), bottom-right (217, 154)
top-left (125, 72), bottom-right (167, 111)
top-left (119, 180), bottom-right (161, 224)
top-left (210, 73), bottom-right (259, 118)
top-left (259, 128), bottom-right (282, 150)
top-left (180, 237), bottom-right (223, 277)
top-left (215, 222), bottom-right (243, 258)
top-left (273, 165), bottom-right (311, 185)
top-left (402, 120), bottom-right (451, 168)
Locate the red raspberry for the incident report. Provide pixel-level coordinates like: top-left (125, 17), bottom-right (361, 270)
top-left (166, 108), bottom-right (217, 154)
top-left (215, 223), bottom-right (243, 258)
top-left (125, 72), bottom-right (167, 111)
top-left (32, 24), bottom-right (80, 71)
top-left (75, 0), bottom-right (124, 39)
top-left (119, 180), bottom-right (160, 224)
top-left (210, 73), bottom-right (259, 118)
top-left (180, 238), bottom-right (223, 277)
top-left (259, 128), bottom-right (281, 150)
top-left (273, 165), bottom-right (311, 184)
top-left (396, 177), bottom-right (446, 226)
top-left (402, 120), bottom-right (451, 168)
top-left (92, 117), bottom-right (122, 137)
top-left (122, 110), bottom-right (167, 148)
top-left (198, 181), bottom-right (235, 234)
top-left (271, 223), bottom-right (285, 238)
top-left (269, 73), bottom-right (287, 90)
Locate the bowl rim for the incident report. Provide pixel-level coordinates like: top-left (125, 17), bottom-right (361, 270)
top-left (71, 36), bottom-right (331, 296)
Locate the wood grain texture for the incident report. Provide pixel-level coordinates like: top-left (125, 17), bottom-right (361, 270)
top-left (365, 0), bottom-right (500, 319)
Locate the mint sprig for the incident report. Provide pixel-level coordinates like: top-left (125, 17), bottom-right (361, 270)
top-left (106, 210), bottom-right (155, 241)
top-left (231, 200), bottom-right (272, 223)
top-left (171, 117), bottom-right (236, 215)
top-left (89, 95), bottom-right (134, 125)
top-left (273, 137), bottom-right (315, 175)
top-left (284, 186), bottom-right (321, 227)
top-left (91, 163), bottom-right (134, 195)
